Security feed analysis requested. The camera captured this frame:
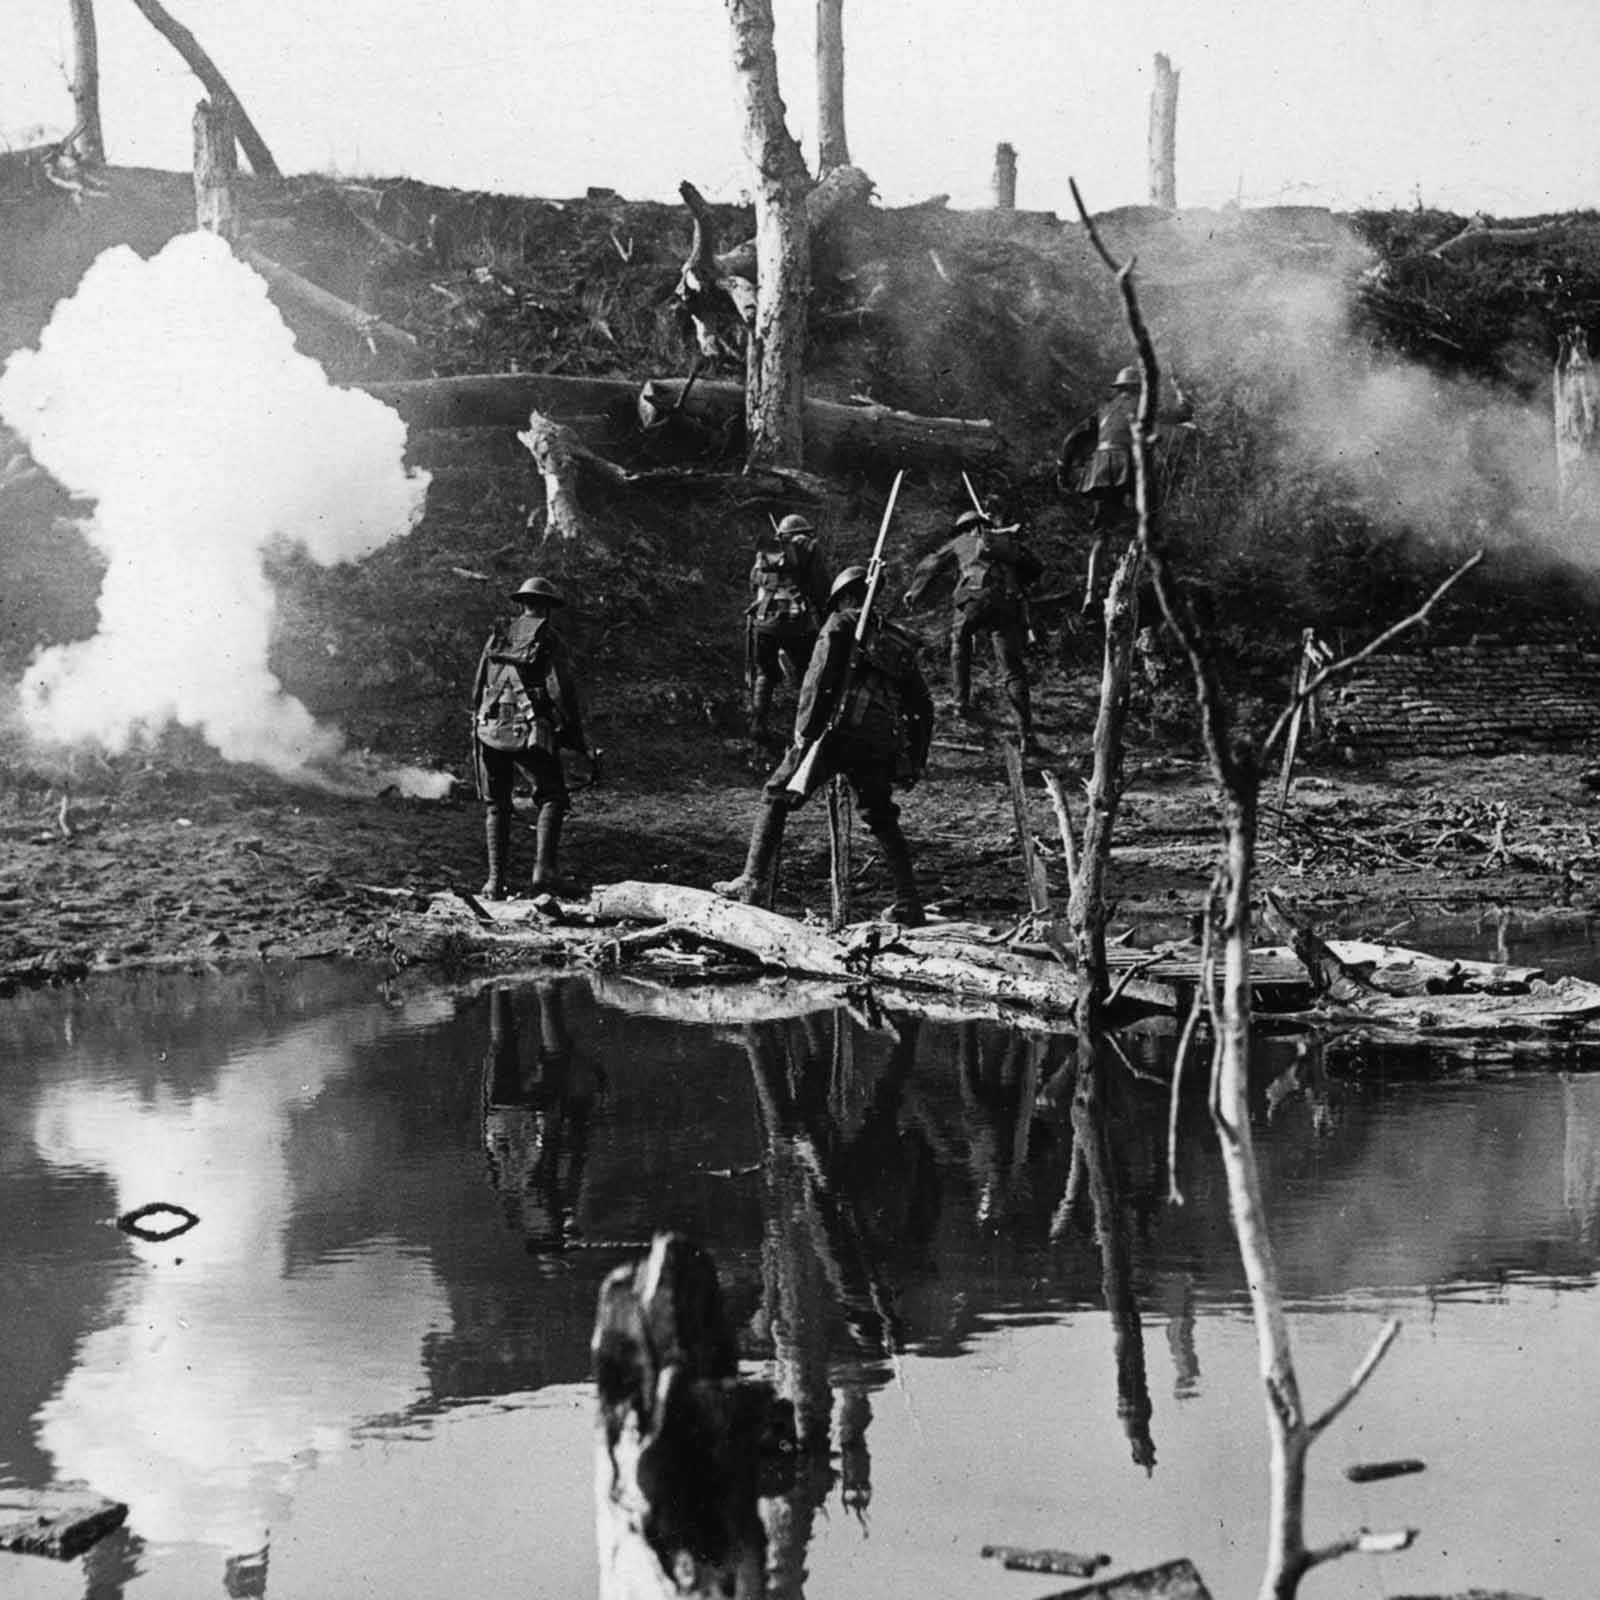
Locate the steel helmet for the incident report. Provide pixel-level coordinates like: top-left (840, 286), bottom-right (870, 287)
top-left (775, 513), bottom-right (814, 537)
top-left (955, 508), bottom-right (989, 531)
top-left (509, 575), bottom-right (565, 605)
top-left (829, 565), bottom-right (869, 605)
top-left (1112, 365), bottom-right (1141, 390)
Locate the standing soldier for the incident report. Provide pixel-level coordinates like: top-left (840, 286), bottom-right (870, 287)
top-left (745, 512), bottom-right (831, 740)
top-left (471, 575), bottom-right (592, 899)
top-left (903, 508), bottom-right (1044, 754)
top-left (716, 565), bottom-right (934, 925)
top-left (1058, 365), bottom-right (1193, 616)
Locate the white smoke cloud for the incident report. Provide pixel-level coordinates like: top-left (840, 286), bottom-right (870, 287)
top-left (0, 229), bottom-right (448, 794)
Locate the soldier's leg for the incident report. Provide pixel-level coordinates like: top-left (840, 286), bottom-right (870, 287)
top-left (527, 751), bottom-right (580, 896)
top-left (950, 610), bottom-right (976, 717)
top-left (993, 618), bottom-right (1038, 752)
top-left (749, 629), bottom-right (781, 739)
top-left (480, 747), bottom-right (516, 899)
top-left (853, 767), bottom-right (925, 927)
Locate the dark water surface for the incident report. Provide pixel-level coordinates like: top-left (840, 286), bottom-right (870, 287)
top-left (4, 936), bottom-right (1600, 1600)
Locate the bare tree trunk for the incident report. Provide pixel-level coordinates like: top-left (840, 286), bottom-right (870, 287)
top-left (726, 0), bottom-right (812, 468)
top-left (815, 0), bottom-right (850, 172)
top-left (518, 411), bottom-right (591, 542)
top-left (1148, 53), bottom-right (1179, 210)
top-left (191, 99), bottom-right (237, 240)
top-left (992, 142), bottom-right (1017, 210)
top-left (126, 0), bottom-right (281, 178)
top-left (1555, 328), bottom-right (1600, 516)
top-left (68, 0), bottom-right (105, 165)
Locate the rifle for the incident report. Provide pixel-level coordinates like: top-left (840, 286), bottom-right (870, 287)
top-left (786, 469), bottom-right (905, 798)
top-left (961, 472), bottom-right (1037, 647)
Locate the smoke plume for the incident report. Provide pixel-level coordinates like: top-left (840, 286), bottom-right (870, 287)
top-left (0, 230), bottom-right (444, 793)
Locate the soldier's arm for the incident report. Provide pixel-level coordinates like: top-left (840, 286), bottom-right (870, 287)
top-left (548, 639), bottom-right (589, 753)
top-left (903, 540), bottom-right (955, 608)
top-left (793, 619), bottom-right (852, 744)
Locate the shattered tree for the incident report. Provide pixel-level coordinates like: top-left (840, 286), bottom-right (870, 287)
top-left (815, 0), bottom-right (849, 172)
top-left (68, 0), bottom-right (105, 165)
top-left (725, 0), bottom-right (811, 467)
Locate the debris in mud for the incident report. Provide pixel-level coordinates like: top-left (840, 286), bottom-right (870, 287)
top-left (981, 1542), bottom-right (1111, 1576)
top-left (0, 1485), bottom-right (128, 1560)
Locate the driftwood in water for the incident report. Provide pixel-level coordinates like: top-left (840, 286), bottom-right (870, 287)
top-left (0, 1486), bottom-right (127, 1560)
top-left (1041, 1558), bottom-right (1214, 1600)
top-left (593, 1233), bottom-right (787, 1599)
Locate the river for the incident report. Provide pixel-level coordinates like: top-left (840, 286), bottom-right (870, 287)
top-left (3, 931), bottom-right (1598, 1599)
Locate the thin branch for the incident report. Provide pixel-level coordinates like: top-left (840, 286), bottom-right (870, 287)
top-left (1106, 952), bottom-right (1162, 1009)
top-left (1040, 769), bottom-right (1081, 894)
top-left (1165, 946), bottom-right (1209, 1205)
top-left (1308, 1317), bottom-right (1402, 1438)
top-left (1261, 552), bottom-right (1485, 757)
top-left (1305, 1526), bottom-right (1417, 1569)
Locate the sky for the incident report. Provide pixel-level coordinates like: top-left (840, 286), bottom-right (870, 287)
top-left (4, 0), bottom-right (1600, 218)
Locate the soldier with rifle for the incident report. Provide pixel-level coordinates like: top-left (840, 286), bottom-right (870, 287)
top-left (715, 475), bottom-right (933, 925)
top-left (903, 503), bottom-right (1044, 754)
top-left (470, 575), bottom-right (594, 899)
top-left (1058, 365), bottom-right (1194, 617)
top-left (745, 511), bottom-right (832, 740)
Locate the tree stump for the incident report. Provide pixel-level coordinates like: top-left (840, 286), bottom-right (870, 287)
top-left (518, 410), bottom-right (590, 541)
top-left (1148, 53), bottom-right (1179, 210)
top-left (593, 1234), bottom-right (789, 1600)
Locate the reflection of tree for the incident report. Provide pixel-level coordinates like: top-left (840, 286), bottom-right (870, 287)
top-left (480, 981), bottom-right (603, 1252)
top-left (744, 1010), bottom-right (937, 1596)
top-left (1563, 1073), bottom-right (1600, 1248)
top-left (1058, 1040), bottom-right (1159, 1474)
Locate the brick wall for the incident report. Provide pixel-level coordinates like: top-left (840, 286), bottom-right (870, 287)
top-left (1326, 641), bottom-right (1600, 757)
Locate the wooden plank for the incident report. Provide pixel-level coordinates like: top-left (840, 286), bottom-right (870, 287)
top-left (1003, 739), bottom-right (1051, 913)
top-left (1033, 1557), bottom-right (1213, 1600)
top-left (0, 1487), bottom-right (128, 1560)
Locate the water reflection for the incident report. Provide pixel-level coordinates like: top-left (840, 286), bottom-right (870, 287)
top-left (4, 966), bottom-right (1600, 1599)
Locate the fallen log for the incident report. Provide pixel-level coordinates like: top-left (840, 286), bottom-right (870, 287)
top-left (238, 245), bottom-right (420, 366)
top-left (357, 372), bottom-right (1005, 472)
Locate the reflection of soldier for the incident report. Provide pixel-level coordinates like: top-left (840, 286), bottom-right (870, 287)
top-left (954, 1022), bottom-right (1046, 1228)
top-left (470, 576), bottom-right (591, 899)
top-left (745, 1009), bottom-right (940, 1585)
top-left (904, 509), bottom-right (1044, 752)
top-left (480, 983), bottom-right (601, 1251)
top-left (746, 513), bottom-right (832, 741)
top-left (1057, 367), bottom-right (1194, 617)
top-left (716, 568), bottom-right (934, 925)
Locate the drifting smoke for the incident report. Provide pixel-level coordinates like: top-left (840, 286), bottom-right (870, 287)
top-left (0, 230), bottom-right (449, 795)
top-left (1158, 220), bottom-right (1566, 562)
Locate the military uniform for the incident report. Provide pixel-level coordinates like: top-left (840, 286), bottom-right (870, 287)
top-left (717, 569), bottom-right (934, 925)
top-left (905, 511), bottom-right (1043, 749)
top-left (471, 577), bottom-right (589, 897)
top-left (745, 514), bottom-right (831, 738)
top-left (1058, 367), bottom-right (1194, 613)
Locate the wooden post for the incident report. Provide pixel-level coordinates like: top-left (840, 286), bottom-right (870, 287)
top-left (1555, 328), bottom-right (1600, 516)
top-left (993, 142), bottom-right (1017, 210)
top-left (1004, 738), bottom-right (1051, 914)
top-left (826, 775), bottom-right (852, 929)
top-left (815, 0), bottom-right (850, 172)
top-left (1148, 53), bottom-right (1179, 210)
top-left (192, 99), bottom-right (237, 240)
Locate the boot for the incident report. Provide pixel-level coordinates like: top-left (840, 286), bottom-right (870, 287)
top-left (530, 803), bottom-right (582, 897)
top-left (1009, 680), bottom-right (1044, 758)
top-left (951, 633), bottom-right (975, 719)
top-left (747, 676), bottom-right (773, 741)
top-left (481, 807), bottom-right (511, 899)
top-left (713, 801), bottom-right (787, 908)
top-left (874, 820), bottom-right (926, 928)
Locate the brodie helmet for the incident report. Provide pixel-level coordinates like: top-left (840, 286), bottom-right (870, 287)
top-left (1111, 365), bottom-right (1141, 390)
top-left (509, 576), bottom-right (565, 606)
top-left (775, 513), bottom-right (815, 537)
top-left (828, 565), bottom-right (869, 606)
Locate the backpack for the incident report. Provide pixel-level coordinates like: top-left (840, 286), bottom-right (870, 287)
top-left (752, 538), bottom-right (812, 622)
top-left (475, 618), bottom-right (554, 752)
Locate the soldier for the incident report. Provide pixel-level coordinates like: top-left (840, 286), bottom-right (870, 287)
top-left (903, 507), bottom-right (1044, 753)
top-left (1058, 365), bottom-right (1193, 615)
top-left (470, 575), bottom-right (591, 898)
top-left (745, 512), bottom-right (831, 739)
top-left (715, 565), bottom-right (934, 925)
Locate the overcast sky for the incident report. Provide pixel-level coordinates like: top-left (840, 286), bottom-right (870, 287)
top-left (5, 1), bottom-right (1598, 216)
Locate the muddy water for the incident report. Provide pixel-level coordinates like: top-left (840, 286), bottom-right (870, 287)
top-left (3, 947), bottom-right (1600, 1600)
